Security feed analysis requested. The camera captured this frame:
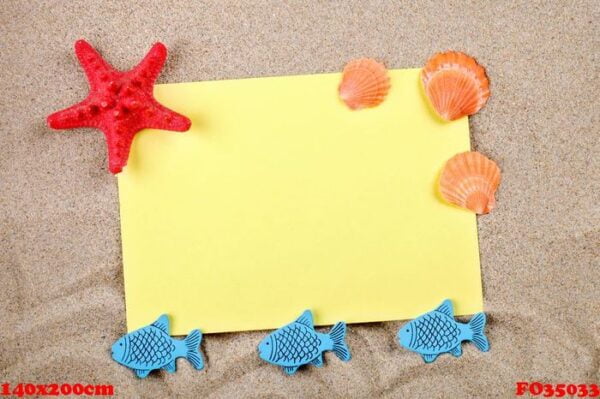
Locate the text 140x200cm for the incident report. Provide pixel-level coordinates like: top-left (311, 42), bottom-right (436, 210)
top-left (1, 383), bottom-right (114, 397)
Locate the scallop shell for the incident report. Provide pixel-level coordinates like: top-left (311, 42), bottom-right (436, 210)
top-left (421, 51), bottom-right (490, 121)
top-left (339, 58), bottom-right (390, 110)
top-left (439, 151), bottom-right (501, 214)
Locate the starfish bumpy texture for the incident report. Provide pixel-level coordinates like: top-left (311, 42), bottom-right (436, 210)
top-left (47, 40), bottom-right (191, 174)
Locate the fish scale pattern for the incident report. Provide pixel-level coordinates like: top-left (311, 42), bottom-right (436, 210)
top-left (127, 328), bottom-right (175, 367)
top-left (273, 324), bottom-right (321, 364)
top-left (415, 313), bottom-right (459, 351)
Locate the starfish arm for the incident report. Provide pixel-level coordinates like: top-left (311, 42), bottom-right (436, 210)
top-left (144, 102), bottom-right (191, 132)
top-left (130, 42), bottom-right (168, 90)
top-left (74, 39), bottom-right (116, 91)
top-left (102, 125), bottom-right (136, 174)
top-left (47, 98), bottom-right (101, 129)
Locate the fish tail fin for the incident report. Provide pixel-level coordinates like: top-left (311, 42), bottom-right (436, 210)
top-left (184, 329), bottom-right (204, 370)
top-left (468, 313), bottom-right (490, 352)
top-left (329, 322), bottom-right (351, 362)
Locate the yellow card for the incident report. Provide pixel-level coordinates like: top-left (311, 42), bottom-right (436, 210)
top-left (118, 69), bottom-right (483, 335)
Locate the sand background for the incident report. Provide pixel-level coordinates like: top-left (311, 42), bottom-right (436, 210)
top-left (1, 1), bottom-right (598, 397)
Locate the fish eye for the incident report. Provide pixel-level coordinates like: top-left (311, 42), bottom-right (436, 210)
top-left (406, 329), bottom-right (409, 332)
top-left (119, 343), bottom-right (123, 346)
top-left (266, 342), bottom-right (269, 345)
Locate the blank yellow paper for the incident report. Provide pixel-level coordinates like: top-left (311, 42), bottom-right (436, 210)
top-left (118, 69), bottom-right (483, 335)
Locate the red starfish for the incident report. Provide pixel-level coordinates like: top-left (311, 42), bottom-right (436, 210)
top-left (47, 40), bottom-right (191, 174)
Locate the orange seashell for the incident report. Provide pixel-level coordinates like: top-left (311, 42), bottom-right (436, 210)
top-left (339, 58), bottom-right (390, 110)
top-left (439, 151), bottom-right (501, 214)
top-left (421, 51), bottom-right (490, 121)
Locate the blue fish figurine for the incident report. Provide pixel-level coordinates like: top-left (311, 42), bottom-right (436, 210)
top-left (111, 314), bottom-right (204, 378)
top-left (397, 299), bottom-right (489, 363)
top-left (258, 310), bottom-right (351, 375)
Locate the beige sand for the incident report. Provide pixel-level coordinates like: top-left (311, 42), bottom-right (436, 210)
top-left (1, 1), bottom-right (598, 397)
